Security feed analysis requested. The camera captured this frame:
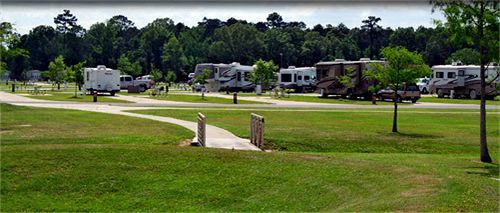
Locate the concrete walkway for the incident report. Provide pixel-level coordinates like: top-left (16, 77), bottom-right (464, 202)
top-left (0, 92), bottom-right (261, 151)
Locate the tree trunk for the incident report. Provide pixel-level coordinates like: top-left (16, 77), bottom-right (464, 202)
top-left (57, 83), bottom-right (60, 90)
top-left (392, 97), bottom-right (398, 133)
top-left (478, 2), bottom-right (492, 163)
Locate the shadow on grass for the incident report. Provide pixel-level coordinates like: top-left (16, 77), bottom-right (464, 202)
top-left (466, 163), bottom-right (500, 178)
top-left (378, 131), bottom-right (442, 139)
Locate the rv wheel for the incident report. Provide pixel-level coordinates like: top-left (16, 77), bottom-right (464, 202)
top-left (469, 90), bottom-right (477, 99)
top-left (437, 89), bottom-right (444, 98)
top-left (110, 91), bottom-right (115, 96)
top-left (411, 98), bottom-right (418, 103)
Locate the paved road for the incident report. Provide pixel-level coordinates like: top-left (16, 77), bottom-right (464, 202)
top-left (105, 93), bottom-right (498, 110)
top-left (0, 92), bottom-right (261, 151)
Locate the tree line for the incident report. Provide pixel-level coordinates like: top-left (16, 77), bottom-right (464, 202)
top-left (0, 10), bottom-right (483, 82)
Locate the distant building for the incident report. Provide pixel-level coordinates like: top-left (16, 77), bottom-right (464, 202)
top-left (26, 70), bottom-right (42, 82)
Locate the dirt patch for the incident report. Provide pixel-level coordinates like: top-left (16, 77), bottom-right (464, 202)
top-left (17, 124), bottom-right (32, 127)
top-left (0, 130), bottom-right (14, 134)
top-left (178, 139), bottom-right (192, 147)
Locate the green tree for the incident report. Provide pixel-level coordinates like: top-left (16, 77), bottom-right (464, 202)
top-left (162, 36), bottom-right (187, 78)
top-left (434, 0), bottom-right (499, 163)
top-left (361, 16), bottom-right (382, 59)
top-left (117, 54), bottom-right (141, 77)
top-left (72, 61), bottom-right (85, 92)
top-left (445, 48), bottom-right (480, 65)
top-left (300, 31), bottom-right (327, 66)
top-left (139, 18), bottom-right (175, 73)
top-left (85, 22), bottom-right (119, 67)
top-left (150, 66), bottom-right (163, 83)
top-left (209, 23), bottom-right (265, 65)
top-left (367, 46), bottom-right (431, 133)
top-left (165, 71), bottom-right (177, 84)
top-left (48, 55), bottom-right (67, 90)
top-left (250, 59), bottom-right (278, 89)
top-left (53, 10), bottom-right (84, 66)
top-left (0, 22), bottom-right (30, 80)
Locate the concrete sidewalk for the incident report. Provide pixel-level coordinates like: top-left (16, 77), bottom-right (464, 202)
top-left (0, 92), bottom-right (261, 151)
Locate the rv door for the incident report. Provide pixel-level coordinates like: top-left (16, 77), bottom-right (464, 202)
top-left (457, 70), bottom-right (465, 87)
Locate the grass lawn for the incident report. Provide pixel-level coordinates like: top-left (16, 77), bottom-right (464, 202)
top-left (131, 108), bottom-right (500, 154)
top-left (420, 96), bottom-right (500, 105)
top-left (146, 94), bottom-right (267, 104)
top-left (0, 104), bottom-right (192, 145)
top-left (21, 92), bottom-right (131, 103)
top-left (1, 104), bottom-right (498, 211)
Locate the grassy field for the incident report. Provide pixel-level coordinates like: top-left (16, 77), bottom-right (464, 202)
top-left (145, 94), bottom-right (267, 104)
top-left (20, 92), bottom-right (131, 103)
top-left (420, 96), bottom-right (500, 105)
top-left (132, 108), bottom-right (500, 154)
top-left (1, 104), bottom-right (498, 211)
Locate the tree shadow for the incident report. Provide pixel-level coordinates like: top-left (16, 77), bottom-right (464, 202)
top-left (378, 131), bottom-right (442, 139)
top-left (465, 163), bottom-right (499, 178)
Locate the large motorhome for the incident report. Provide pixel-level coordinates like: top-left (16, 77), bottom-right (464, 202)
top-left (194, 62), bottom-right (255, 92)
top-left (315, 58), bottom-right (385, 98)
top-left (429, 62), bottom-right (499, 99)
top-left (84, 65), bottom-right (120, 96)
top-left (278, 66), bottom-right (316, 92)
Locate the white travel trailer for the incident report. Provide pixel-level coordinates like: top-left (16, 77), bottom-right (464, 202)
top-left (278, 66), bottom-right (316, 92)
top-left (194, 62), bottom-right (255, 92)
top-left (84, 65), bottom-right (121, 96)
top-left (429, 62), bottom-right (499, 99)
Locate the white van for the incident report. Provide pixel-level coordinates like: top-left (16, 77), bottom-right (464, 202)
top-left (84, 65), bottom-right (121, 96)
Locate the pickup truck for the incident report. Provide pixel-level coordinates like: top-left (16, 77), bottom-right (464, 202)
top-left (377, 84), bottom-right (421, 103)
top-left (120, 75), bottom-right (154, 92)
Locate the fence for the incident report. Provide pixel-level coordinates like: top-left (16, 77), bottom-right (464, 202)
top-left (250, 113), bottom-right (265, 148)
top-left (197, 113), bottom-right (206, 146)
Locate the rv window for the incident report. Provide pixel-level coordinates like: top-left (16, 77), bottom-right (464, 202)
top-left (407, 85), bottom-right (419, 91)
top-left (281, 74), bottom-right (292, 82)
top-left (294, 74), bottom-right (297, 82)
top-left (237, 72), bottom-right (241, 81)
top-left (215, 68), bottom-right (219, 74)
top-left (125, 76), bottom-right (132, 81)
top-left (244, 72), bottom-right (251, 81)
top-left (435, 72), bottom-right (444, 78)
top-left (304, 76), bottom-right (310, 81)
top-left (86, 72), bottom-right (89, 81)
top-left (447, 72), bottom-right (456, 78)
top-left (298, 75), bottom-right (302, 81)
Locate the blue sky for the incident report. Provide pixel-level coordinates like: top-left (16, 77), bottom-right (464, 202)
top-left (1, 3), bottom-right (445, 34)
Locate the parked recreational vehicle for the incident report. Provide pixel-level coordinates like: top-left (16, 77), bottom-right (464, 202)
top-left (429, 63), bottom-right (499, 99)
top-left (315, 58), bottom-right (385, 98)
top-left (278, 66), bottom-right (316, 92)
top-left (194, 62), bottom-right (255, 92)
top-left (84, 65), bottom-right (120, 96)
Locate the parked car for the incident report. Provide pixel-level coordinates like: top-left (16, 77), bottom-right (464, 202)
top-left (377, 84), bottom-right (421, 103)
top-left (120, 75), bottom-right (154, 92)
top-left (416, 77), bottom-right (431, 94)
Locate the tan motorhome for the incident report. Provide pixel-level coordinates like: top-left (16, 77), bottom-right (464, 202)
top-left (315, 58), bottom-right (385, 98)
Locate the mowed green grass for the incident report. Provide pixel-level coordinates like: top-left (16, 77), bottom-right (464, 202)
top-left (1, 104), bottom-right (499, 211)
top-left (146, 94), bottom-right (267, 104)
top-left (21, 92), bottom-right (131, 103)
top-left (420, 96), bottom-right (500, 105)
top-left (132, 108), bottom-right (500, 154)
top-left (0, 104), bottom-right (191, 145)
